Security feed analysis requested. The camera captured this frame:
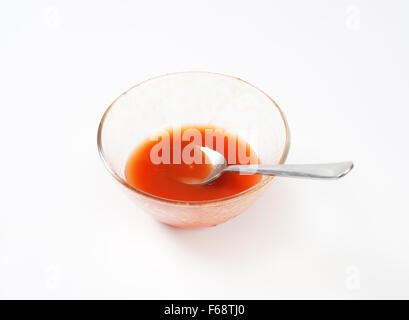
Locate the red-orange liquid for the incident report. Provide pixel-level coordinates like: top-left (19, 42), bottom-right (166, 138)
top-left (125, 126), bottom-right (262, 201)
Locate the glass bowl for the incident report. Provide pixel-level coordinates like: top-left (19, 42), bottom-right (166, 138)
top-left (97, 72), bottom-right (290, 228)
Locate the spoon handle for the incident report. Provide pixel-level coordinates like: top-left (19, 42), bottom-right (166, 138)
top-left (224, 162), bottom-right (354, 179)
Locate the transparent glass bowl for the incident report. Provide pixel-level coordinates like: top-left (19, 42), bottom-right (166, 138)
top-left (97, 72), bottom-right (290, 228)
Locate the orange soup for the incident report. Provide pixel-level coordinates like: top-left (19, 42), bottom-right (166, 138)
top-left (125, 126), bottom-right (261, 201)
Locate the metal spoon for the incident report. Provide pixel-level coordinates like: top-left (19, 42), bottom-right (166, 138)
top-left (188, 146), bottom-right (353, 185)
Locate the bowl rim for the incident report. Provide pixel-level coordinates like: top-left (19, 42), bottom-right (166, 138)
top-left (97, 71), bottom-right (291, 206)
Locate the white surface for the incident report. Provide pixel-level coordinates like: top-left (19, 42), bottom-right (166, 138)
top-left (1, 0), bottom-right (409, 299)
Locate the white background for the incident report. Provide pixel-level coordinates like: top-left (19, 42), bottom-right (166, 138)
top-left (1, 0), bottom-right (409, 299)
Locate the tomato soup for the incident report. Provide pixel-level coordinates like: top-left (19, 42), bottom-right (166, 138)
top-left (125, 126), bottom-right (262, 201)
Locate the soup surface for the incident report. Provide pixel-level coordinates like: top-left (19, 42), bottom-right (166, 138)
top-left (125, 126), bottom-right (262, 201)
